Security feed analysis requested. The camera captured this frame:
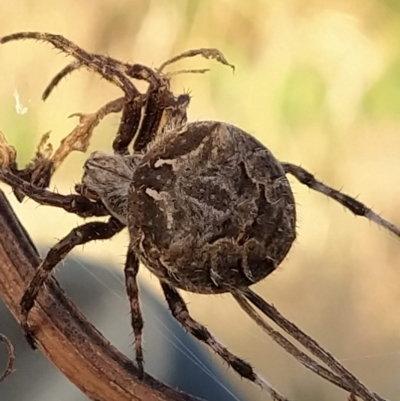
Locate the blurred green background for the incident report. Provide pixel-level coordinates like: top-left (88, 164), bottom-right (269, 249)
top-left (1, 1), bottom-right (400, 400)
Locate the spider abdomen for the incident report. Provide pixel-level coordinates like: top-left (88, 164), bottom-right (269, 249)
top-left (128, 121), bottom-right (296, 294)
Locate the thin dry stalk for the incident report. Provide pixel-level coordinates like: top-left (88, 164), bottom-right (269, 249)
top-left (0, 333), bottom-right (15, 382)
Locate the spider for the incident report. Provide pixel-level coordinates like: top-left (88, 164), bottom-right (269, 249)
top-left (1, 32), bottom-right (400, 397)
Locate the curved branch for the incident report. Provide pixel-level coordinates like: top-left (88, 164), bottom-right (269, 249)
top-left (0, 189), bottom-right (204, 401)
top-left (0, 333), bottom-right (15, 382)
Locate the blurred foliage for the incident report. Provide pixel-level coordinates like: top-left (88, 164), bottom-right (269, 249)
top-left (279, 66), bottom-right (327, 126)
top-left (1, 1), bottom-right (400, 401)
top-left (364, 59), bottom-right (400, 118)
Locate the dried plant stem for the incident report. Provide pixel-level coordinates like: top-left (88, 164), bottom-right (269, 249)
top-left (0, 333), bottom-right (15, 382)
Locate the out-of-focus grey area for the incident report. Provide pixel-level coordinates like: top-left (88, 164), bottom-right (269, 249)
top-left (0, 251), bottom-right (244, 401)
top-left (1, 1), bottom-right (400, 400)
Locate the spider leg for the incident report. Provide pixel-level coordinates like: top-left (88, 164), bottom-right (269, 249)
top-left (140, 50), bottom-right (232, 151)
top-left (112, 94), bottom-right (145, 155)
top-left (282, 162), bottom-right (400, 238)
top-left (1, 32), bottom-right (140, 99)
top-left (124, 248), bottom-right (144, 378)
top-left (42, 61), bottom-right (82, 101)
top-left (157, 48), bottom-right (235, 73)
top-left (159, 281), bottom-right (283, 397)
top-left (41, 64), bottom-right (148, 155)
top-left (0, 168), bottom-right (109, 218)
top-left (164, 68), bottom-right (210, 78)
top-left (3, 32), bottom-right (173, 92)
top-left (8, 33), bottom-right (223, 155)
top-left (99, 60), bottom-right (173, 155)
top-left (240, 288), bottom-right (379, 401)
top-left (2, 32), bottom-right (164, 155)
top-left (231, 290), bottom-right (350, 391)
top-left (133, 85), bottom-right (167, 152)
top-left (42, 60), bottom-right (162, 103)
top-left (20, 217), bottom-right (124, 347)
top-left (122, 63), bottom-right (187, 153)
top-left (134, 88), bottom-right (190, 152)
top-left (133, 84), bottom-right (173, 152)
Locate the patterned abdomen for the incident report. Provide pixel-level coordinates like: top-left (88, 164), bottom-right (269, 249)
top-left (128, 121), bottom-right (296, 294)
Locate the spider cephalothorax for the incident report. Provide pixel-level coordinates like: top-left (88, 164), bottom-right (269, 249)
top-left (1, 32), bottom-right (399, 398)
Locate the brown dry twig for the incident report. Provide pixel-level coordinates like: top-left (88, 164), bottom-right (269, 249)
top-left (5, 97), bottom-right (125, 201)
top-left (53, 97), bottom-right (124, 169)
top-left (0, 131), bottom-right (17, 169)
top-left (0, 333), bottom-right (15, 382)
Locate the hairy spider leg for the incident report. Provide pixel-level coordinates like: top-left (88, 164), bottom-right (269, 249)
top-left (0, 32), bottom-right (143, 157)
top-left (160, 282), bottom-right (286, 399)
top-left (132, 48), bottom-right (233, 152)
top-left (0, 169), bottom-right (109, 218)
top-left (0, 32), bottom-right (148, 98)
top-left (42, 61), bottom-right (82, 101)
top-left (20, 217), bottom-right (124, 346)
top-left (16, 34), bottom-right (232, 155)
top-left (124, 248), bottom-right (144, 379)
top-left (133, 89), bottom-right (190, 152)
top-left (157, 48), bottom-right (235, 73)
top-left (0, 32), bottom-right (168, 155)
top-left (133, 84), bottom-right (168, 152)
top-left (282, 162), bottom-right (400, 238)
top-left (231, 291), bottom-right (348, 391)
top-left (41, 63), bottom-right (216, 154)
top-left (110, 70), bottom-right (189, 154)
top-left (73, 94), bottom-right (140, 157)
top-left (241, 288), bottom-right (378, 401)
top-left (36, 41), bottom-right (234, 154)
top-left (43, 65), bottom-right (166, 155)
top-left (112, 75), bottom-right (188, 154)
top-left (41, 46), bottom-right (233, 101)
top-left (112, 94), bottom-right (145, 155)
top-left (107, 61), bottom-right (190, 154)
top-left (1, 32), bottom-right (162, 155)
